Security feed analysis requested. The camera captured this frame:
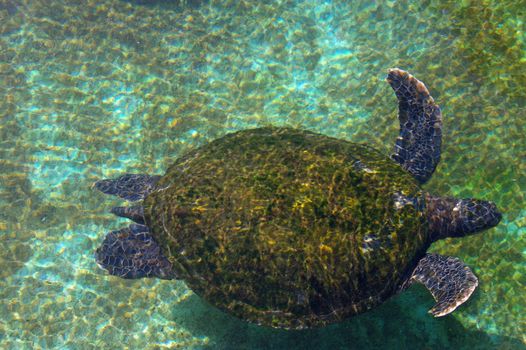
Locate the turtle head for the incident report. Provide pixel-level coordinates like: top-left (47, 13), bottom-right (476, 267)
top-left (426, 194), bottom-right (502, 242)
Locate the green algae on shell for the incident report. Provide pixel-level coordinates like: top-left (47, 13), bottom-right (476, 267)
top-left (145, 127), bottom-right (428, 329)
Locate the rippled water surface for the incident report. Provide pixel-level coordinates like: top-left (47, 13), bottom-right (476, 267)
top-left (1, 0), bottom-right (525, 348)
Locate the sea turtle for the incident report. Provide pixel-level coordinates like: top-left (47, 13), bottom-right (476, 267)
top-left (93, 69), bottom-right (501, 329)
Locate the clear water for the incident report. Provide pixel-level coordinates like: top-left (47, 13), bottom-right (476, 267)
top-left (1, 0), bottom-right (525, 349)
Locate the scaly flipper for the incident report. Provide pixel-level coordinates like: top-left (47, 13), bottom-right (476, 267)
top-left (411, 253), bottom-right (478, 316)
top-left (95, 224), bottom-right (175, 279)
top-left (387, 69), bottom-right (442, 183)
top-left (94, 174), bottom-right (161, 201)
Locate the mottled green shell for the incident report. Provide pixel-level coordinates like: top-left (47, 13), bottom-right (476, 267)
top-left (144, 127), bottom-right (429, 329)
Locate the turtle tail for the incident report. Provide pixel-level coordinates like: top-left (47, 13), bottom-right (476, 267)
top-left (94, 174), bottom-right (176, 280)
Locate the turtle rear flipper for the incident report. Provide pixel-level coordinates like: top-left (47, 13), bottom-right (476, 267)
top-left (387, 68), bottom-right (442, 184)
top-left (95, 224), bottom-right (176, 280)
top-left (94, 174), bottom-right (161, 201)
top-left (411, 253), bottom-right (478, 316)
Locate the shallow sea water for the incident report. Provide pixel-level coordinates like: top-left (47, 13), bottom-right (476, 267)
top-left (1, 0), bottom-right (525, 349)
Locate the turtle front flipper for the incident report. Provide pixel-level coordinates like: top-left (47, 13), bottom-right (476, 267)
top-left (95, 224), bottom-right (176, 280)
top-left (410, 253), bottom-right (478, 316)
top-left (387, 69), bottom-right (442, 184)
top-left (94, 174), bottom-right (161, 201)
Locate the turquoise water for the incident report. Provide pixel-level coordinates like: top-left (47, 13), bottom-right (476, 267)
top-left (1, 0), bottom-right (525, 348)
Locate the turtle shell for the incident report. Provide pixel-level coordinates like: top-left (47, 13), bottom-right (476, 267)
top-left (144, 127), bottom-right (429, 329)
